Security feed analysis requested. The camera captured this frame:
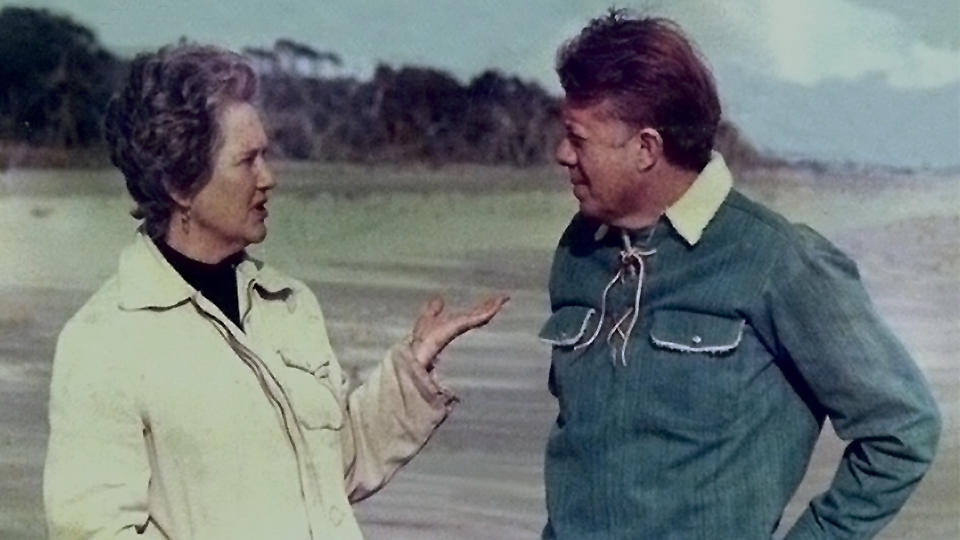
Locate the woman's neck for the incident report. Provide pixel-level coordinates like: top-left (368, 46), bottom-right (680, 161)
top-left (164, 220), bottom-right (243, 264)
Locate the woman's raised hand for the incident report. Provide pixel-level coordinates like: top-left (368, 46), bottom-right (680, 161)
top-left (410, 294), bottom-right (510, 371)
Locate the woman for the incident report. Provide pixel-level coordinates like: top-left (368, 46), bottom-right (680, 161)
top-left (43, 44), bottom-right (507, 539)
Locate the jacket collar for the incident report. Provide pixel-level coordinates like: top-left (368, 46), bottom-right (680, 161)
top-left (117, 233), bottom-right (290, 311)
top-left (663, 151), bottom-right (733, 246)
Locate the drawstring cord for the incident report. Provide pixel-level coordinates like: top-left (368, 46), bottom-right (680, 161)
top-left (575, 229), bottom-right (656, 366)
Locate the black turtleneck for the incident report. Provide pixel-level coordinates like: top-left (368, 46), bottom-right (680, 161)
top-left (155, 240), bottom-right (244, 329)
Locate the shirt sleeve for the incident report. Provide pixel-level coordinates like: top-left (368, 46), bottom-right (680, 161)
top-left (760, 227), bottom-right (941, 539)
top-left (44, 320), bottom-right (159, 539)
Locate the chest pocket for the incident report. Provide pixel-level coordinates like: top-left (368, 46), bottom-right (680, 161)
top-left (539, 305), bottom-right (597, 348)
top-left (642, 310), bottom-right (747, 428)
top-left (649, 310), bottom-right (744, 354)
top-left (539, 305), bottom-right (604, 413)
top-left (276, 344), bottom-right (345, 431)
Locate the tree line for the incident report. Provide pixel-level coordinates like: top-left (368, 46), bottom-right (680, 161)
top-left (0, 7), bottom-right (765, 168)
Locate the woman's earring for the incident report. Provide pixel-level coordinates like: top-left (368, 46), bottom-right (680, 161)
top-left (181, 209), bottom-right (191, 234)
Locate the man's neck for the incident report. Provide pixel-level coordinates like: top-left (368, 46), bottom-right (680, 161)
top-left (613, 165), bottom-right (699, 229)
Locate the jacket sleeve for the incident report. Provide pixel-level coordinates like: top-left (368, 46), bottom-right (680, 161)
top-left (759, 228), bottom-right (941, 540)
top-left (44, 320), bottom-right (160, 539)
top-left (340, 339), bottom-right (457, 502)
top-left (295, 287), bottom-right (457, 502)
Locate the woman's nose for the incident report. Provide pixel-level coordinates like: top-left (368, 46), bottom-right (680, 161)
top-left (257, 159), bottom-right (276, 190)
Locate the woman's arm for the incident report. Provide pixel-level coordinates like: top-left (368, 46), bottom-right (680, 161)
top-left (44, 320), bottom-right (159, 539)
top-left (336, 295), bottom-right (508, 501)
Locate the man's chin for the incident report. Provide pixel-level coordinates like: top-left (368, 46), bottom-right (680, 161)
top-left (577, 201), bottom-right (601, 219)
top-left (247, 227), bottom-right (268, 245)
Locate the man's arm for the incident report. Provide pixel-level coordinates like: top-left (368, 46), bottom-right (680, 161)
top-left (44, 321), bottom-right (160, 539)
top-left (760, 227), bottom-right (941, 539)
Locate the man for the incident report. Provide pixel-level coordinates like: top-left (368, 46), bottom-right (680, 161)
top-left (539, 10), bottom-right (940, 540)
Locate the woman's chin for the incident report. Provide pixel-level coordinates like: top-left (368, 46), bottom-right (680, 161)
top-left (241, 223), bottom-right (268, 246)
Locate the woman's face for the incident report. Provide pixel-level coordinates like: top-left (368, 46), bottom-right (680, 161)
top-left (177, 101), bottom-right (275, 258)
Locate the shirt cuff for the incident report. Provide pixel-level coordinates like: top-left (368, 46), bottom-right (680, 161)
top-left (783, 509), bottom-right (826, 540)
top-left (392, 335), bottom-right (460, 413)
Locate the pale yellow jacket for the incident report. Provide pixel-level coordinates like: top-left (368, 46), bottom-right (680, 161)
top-left (44, 234), bottom-right (456, 539)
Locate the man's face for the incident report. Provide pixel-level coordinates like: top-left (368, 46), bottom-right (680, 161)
top-left (555, 100), bottom-right (644, 225)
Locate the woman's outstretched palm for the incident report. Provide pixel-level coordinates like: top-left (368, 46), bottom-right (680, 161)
top-left (411, 294), bottom-right (510, 370)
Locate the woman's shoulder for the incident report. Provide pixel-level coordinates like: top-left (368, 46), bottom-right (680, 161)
top-left (61, 275), bottom-right (125, 333)
top-left (54, 274), bottom-right (136, 372)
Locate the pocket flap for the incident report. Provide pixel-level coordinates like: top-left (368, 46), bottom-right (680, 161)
top-left (539, 306), bottom-right (597, 347)
top-left (650, 310), bottom-right (744, 354)
top-left (277, 349), bottom-right (343, 430)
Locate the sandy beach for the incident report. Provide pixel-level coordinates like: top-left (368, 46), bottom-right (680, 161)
top-left (1, 164), bottom-right (956, 539)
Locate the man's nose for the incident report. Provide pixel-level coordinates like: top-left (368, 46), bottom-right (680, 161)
top-left (555, 138), bottom-right (576, 167)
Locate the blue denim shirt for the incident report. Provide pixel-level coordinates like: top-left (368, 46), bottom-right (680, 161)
top-left (539, 159), bottom-right (941, 539)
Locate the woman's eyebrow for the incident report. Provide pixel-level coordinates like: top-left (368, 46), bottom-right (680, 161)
top-left (237, 144), bottom-right (267, 160)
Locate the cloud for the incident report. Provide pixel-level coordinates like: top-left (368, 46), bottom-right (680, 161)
top-left (746, 0), bottom-right (959, 89)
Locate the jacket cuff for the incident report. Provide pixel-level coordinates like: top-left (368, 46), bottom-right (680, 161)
top-left (392, 336), bottom-right (459, 413)
top-left (783, 510), bottom-right (825, 540)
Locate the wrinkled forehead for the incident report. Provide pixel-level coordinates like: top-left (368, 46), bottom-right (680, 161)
top-left (217, 101), bottom-right (268, 150)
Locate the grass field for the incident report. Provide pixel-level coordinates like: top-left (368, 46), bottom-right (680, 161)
top-left (1, 162), bottom-right (957, 539)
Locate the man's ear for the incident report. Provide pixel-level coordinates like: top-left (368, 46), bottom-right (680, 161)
top-left (631, 128), bottom-right (663, 173)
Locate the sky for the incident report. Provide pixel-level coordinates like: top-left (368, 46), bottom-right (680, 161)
top-left (7, 0), bottom-right (960, 168)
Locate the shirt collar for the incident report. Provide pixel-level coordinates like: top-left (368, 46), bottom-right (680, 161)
top-left (663, 151), bottom-right (733, 246)
top-left (117, 233), bottom-right (290, 311)
top-left (236, 256), bottom-right (292, 297)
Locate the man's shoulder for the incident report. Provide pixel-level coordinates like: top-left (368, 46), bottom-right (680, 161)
top-left (720, 190), bottom-right (797, 240)
top-left (720, 189), bottom-right (856, 273)
top-left (720, 190), bottom-right (830, 248)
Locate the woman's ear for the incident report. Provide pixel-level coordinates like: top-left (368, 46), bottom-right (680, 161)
top-left (164, 180), bottom-right (193, 209)
top-left (632, 128), bottom-right (663, 173)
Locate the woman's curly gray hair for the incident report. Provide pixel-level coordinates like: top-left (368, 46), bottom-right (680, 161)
top-left (104, 44), bottom-right (257, 238)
